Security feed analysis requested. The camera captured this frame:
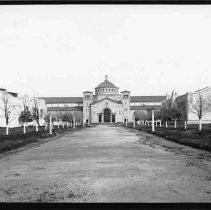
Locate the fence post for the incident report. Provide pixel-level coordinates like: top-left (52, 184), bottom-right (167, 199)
top-left (152, 110), bottom-right (155, 132)
top-left (23, 123), bottom-right (26, 134)
top-left (199, 119), bottom-right (202, 131)
top-left (49, 115), bottom-right (52, 134)
top-left (184, 120), bottom-right (187, 130)
top-left (45, 122), bottom-right (47, 130)
top-left (6, 125), bottom-right (9, 135)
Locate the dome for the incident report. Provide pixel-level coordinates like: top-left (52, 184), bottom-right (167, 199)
top-left (95, 75), bottom-right (118, 89)
top-left (95, 75), bottom-right (119, 95)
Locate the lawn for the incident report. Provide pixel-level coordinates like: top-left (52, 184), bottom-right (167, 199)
top-left (0, 126), bottom-right (82, 154)
top-left (127, 123), bottom-right (211, 151)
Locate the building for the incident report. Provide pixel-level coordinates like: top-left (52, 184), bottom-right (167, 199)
top-left (166, 86), bottom-right (211, 124)
top-left (0, 89), bottom-right (47, 128)
top-left (42, 75), bottom-right (166, 125)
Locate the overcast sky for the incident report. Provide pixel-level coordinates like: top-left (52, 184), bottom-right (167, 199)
top-left (0, 5), bottom-right (211, 97)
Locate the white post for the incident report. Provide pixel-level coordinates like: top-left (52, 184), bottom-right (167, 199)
top-left (184, 120), bottom-right (187, 130)
top-left (152, 110), bottom-right (155, 132)
top-left (6, 125), bottom-right (9, 135)
top-left (73, 119), bottom-right (76, 128)
top-left (174, 120), bottom-right (177, 128)
top-left (23, 123), bottom-right (26, 134)
top-left (45, 122), bottom-right (47, 130)
top-left (49, 115), bottom-right (52, 134)
top-left (165, 121), bottom-right (168, 128)
top-left (160, 120), bottom-right (162, 127)
top-left (199, 119), bottom-right (202, 131)
top-left (35, 124), bottom-right (38, 132)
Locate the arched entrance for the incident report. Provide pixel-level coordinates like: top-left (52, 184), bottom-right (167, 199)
top-left (104, 108), bottom-right (111, 123)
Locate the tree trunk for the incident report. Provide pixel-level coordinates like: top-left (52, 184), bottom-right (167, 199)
top-left (199, 119), bottom-right (202, 131)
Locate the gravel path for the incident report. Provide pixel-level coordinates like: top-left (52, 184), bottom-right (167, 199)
top-left (0, 125), bottom-right (210, 202)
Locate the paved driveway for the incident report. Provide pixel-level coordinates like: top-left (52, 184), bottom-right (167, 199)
top-left (0, 125), bottom-right (210, 202)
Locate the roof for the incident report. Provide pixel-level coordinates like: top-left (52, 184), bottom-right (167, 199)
top-left (95, 76), bottom-right (118, 89)
top-left (48, 107), bottom-right (83, 112)
top-left (83, 91), bottom-right (93, 93)
top-left (130, 96), bottom-right (166, 102)
top-left (130, 105), bottom-right (162, 110)
top-left (121, 90), bottom-right (130, 93)
top-left (92, 97), bottom-right (122, 105)
top-left (41, 97), bottom-right (83, 104)
top-left (8, 92), bottom-right (18, 97)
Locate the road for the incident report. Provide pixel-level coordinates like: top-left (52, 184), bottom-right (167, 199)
top-left (0, 124), bottom-right (210, 202)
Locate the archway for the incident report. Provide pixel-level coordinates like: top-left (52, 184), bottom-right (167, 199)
top-left (104, 108), bottom-right (111, 123)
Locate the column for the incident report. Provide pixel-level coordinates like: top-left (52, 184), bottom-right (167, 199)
top-left (102, 113), bottom-right (104, 123)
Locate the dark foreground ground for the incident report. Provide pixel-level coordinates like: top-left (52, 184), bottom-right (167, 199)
top-left (0, 124), bottom-right (210, 202)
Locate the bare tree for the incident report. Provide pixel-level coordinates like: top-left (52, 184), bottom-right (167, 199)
top-left (31, 94), bottom-right (40, 126)
top-left (0, 91), bottom-right (18, 135)
top-left (190, 91), bottom-right (211, 130)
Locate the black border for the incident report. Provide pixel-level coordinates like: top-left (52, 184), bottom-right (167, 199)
top-left (1, 203), bottom-right (211, 210)
top-left (0, 0), bottom-right (210, 4)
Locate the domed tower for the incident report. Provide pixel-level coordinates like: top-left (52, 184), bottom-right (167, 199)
top-left (95, 75), bottom-right (120, 101)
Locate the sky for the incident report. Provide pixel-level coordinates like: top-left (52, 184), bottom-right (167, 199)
top-left (0, 5), bottom-right (211, 97)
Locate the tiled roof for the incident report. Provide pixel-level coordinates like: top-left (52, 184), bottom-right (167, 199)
top-left (41, 97), bottom-right (83, 104)
top-left (48, 107), bottom-right (83, 112)
top-left (130, 96), bottom-right (166, 102)
top-left (130, 105), bottom-right (162, 110)
top-left (95, 79), bottom-right (118, 89)
top-left (41, 95), bottom-right (166, 104)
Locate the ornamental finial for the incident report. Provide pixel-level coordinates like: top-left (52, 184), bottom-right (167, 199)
top-left (105, 75), bottom-right (108, 81)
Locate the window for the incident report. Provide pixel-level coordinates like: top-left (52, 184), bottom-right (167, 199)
top-left (85, 95), bottom-right (90, 99)
top-left (123, 95), bottom-right (128, 99)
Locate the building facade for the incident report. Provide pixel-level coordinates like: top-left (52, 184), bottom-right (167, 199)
top-left (173, 87), bottom-right (211, 124)
top-left (42, 76), bottom-right (166, 125)
top-left (0, 89), bottom-right (47, 128)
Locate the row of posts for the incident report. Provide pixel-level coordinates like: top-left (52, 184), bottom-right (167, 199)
top-left (125, 110), bottom-right (188, 132)
top-left (15, 114), bottom-right (76, 136)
